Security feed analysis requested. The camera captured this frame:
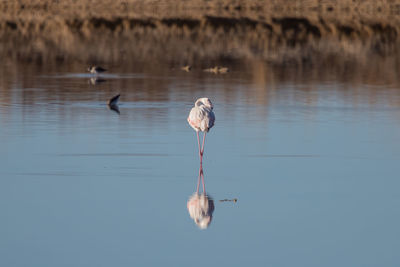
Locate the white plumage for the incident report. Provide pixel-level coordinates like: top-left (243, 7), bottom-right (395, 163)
top-left (187, 98), bottom-right (215, 132)
top-left (187, 98), bottom-right (215, 165)
top-left (187, 193), bottom-right (215, 229)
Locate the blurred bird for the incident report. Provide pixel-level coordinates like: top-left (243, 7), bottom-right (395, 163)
top-left (107, 94), bottom-right (120, 114)
top-left (187, 97), bottom-right (215, 165)
top-left (88, 65), bottom-right (107, 74)
top-left (203, 66), bottom-right (229, 74)
top-left (181, 65), bottom-right (192, 72)
top-left (203, 66), bottom-right (218, 74)
top-left (217, 66), bottom-right (229, 73)
top-left (108, 94), bottom-right (120, 106)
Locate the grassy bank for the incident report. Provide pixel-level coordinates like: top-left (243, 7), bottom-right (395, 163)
top-left (0, 0), bottom-right (400, 66)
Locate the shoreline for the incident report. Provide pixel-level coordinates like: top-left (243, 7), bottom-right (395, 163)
top-left (1, 1), bottom-right (400, 66)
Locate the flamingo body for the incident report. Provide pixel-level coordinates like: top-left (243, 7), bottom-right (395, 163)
top-left (187, 98), bottom-right (215, 132)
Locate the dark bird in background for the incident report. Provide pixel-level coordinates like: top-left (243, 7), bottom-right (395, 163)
top-left (108, 94), bottom-right (120, 114)
top-left (88, 65), bottom-right (107, 74)
top-left (108, 94), bottom-right (120, 106)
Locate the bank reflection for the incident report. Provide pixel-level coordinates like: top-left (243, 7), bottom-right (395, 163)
top-left (187, 165), bottom-right (215, 230)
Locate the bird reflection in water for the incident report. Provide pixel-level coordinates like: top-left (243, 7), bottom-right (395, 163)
top-left (108, 104), bottom-right (120, 114)
top-left (187, 165), bottom-right (215, 229)
top-left (88, 77), bottom-right (107, 85)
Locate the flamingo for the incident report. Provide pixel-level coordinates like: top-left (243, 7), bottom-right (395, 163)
top-left (187, 98), bottom-right (215, 165)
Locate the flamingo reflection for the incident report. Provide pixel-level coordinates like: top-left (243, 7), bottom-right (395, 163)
top-left (187, 165), bottom-right (215, 229)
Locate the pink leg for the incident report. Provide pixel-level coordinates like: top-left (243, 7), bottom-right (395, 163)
top-left (196, 131), bottom-right (203, 165)
top-left (200, 167), bottom-right (205, 193)
top-left (196, 166), bottom-right (202, 194)
top-left (201, 131), bottom-right (207, 160)
top-left (196, 131), bottom-right (205, 166)
top-left (196, 131), bottom-right (202, 158)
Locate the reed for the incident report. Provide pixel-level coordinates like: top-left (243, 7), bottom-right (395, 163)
top-left (0, 0), bottom-right (400, 67)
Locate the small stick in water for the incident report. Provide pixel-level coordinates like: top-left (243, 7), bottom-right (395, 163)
top-left (219, 198), bottom-right (238, 203)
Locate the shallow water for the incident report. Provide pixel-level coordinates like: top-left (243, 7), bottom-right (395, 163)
top-left (1, 62), bottom-right (400, 267)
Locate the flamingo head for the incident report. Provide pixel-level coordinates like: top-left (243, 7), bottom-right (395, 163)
top-left (195, 97), bottom-right (213, 110)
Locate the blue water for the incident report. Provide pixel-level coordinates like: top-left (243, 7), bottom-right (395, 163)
top-left (1, 65), bottom-right (400, 266)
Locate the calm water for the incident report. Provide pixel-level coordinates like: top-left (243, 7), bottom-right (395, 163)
top-left (1, 62), bottom-right (400, 267)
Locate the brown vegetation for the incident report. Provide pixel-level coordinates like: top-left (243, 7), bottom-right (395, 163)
top-left (2, 1), bottom-right (400, 125)
top-left (1, 0), bottom-right (400, 68)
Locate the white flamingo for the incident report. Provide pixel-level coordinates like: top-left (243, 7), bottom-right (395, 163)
top-left (187, 98), bottom-right (215, 164)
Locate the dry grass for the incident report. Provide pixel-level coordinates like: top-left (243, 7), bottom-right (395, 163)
top-left (0, 0), bottom-right (400, 67)
top-left (2, 1), bottom-right (400, 112)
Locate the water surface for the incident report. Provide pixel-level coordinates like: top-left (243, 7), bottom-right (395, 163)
top-left (1, 62), bottom-right (400, 267)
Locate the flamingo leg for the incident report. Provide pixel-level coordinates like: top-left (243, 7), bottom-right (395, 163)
top-left (201, 131), bottom-right (207, 156)
top-left (196, 166), bottom-right (202, 194)
top-left (196, 131), bottom-right (202, 157)
top-left (197, 131), bottom-right (203, 166)
top-left (196, 131), bottom-right (207, 166)
top-left (200, 166), bottom-right (205, 194)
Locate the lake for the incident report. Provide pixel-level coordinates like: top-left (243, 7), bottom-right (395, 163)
top-left (1, 60), bottom-right (400, 267)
